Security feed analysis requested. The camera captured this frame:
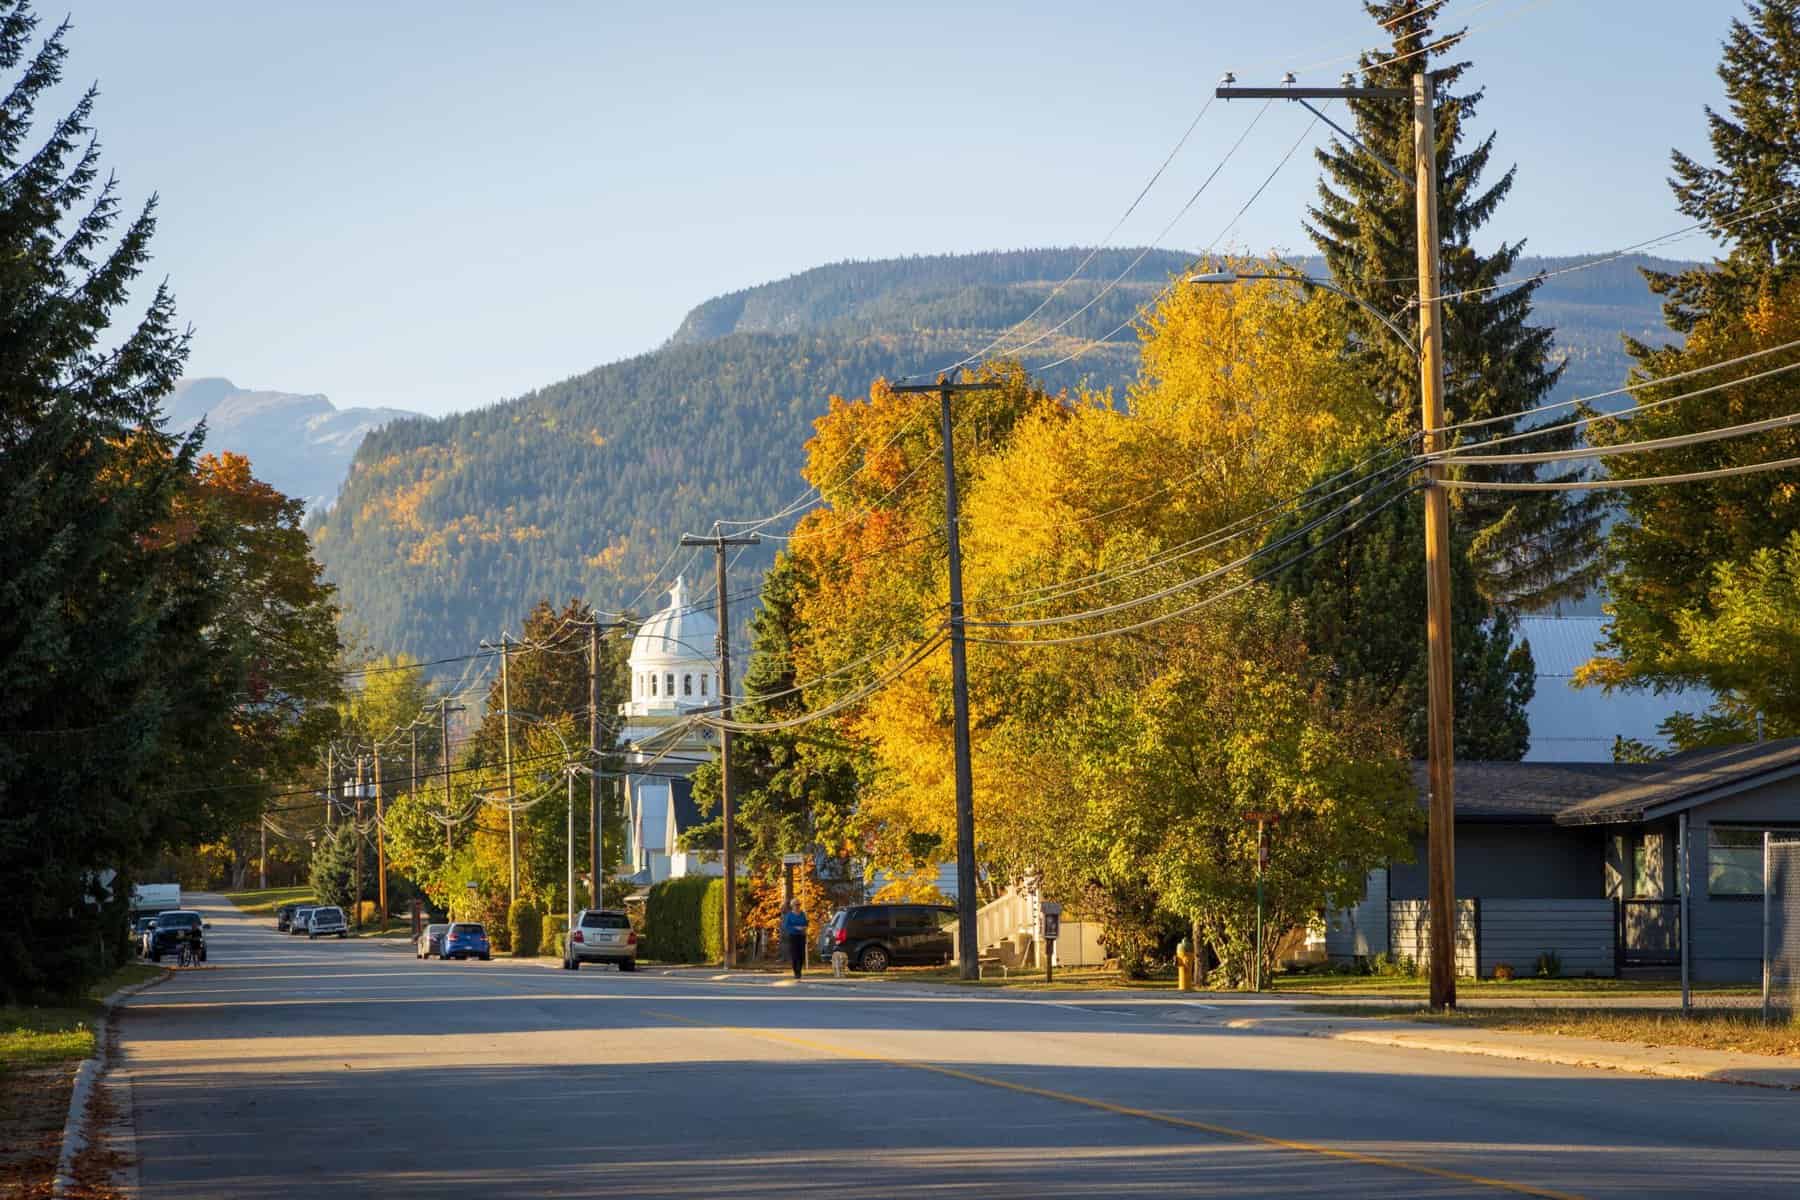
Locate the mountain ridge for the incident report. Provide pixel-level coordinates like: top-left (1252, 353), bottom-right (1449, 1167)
top-left (304, 246), bottom-right (1695, 665)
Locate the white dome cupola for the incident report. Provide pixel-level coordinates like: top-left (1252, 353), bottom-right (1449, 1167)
top-left (624, 576), bottom-right (719, 714)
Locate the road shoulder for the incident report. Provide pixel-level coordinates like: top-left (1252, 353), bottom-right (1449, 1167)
top-left (1227, 1009), bottom-right (1800, 1090)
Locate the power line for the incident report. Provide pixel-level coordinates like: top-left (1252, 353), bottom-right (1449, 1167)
top-left (967, 482), bottom-right (1425, 648)
top-left (1026, 102), bottom-right (1325, 376)
top-left (1439, 453), bottom-right (1800, 492)
top-left (913, 94), bottom-right (1222, 381)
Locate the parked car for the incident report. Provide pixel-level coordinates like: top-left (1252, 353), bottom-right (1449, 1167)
top-left (132, 915), bottom-right (158, 956)
top-left (818, 904), bottom-right (956, 972)
top-left (563, 909), bottom-right (637, 971)
top-left (442, 922), bottom-right (491, 961)
top-left (416, 923), bottom-right (448, 959)
top-left (289, 906), bottom-right (317, 935)
top-left (307, 906), bottom-right (349, 938)
top-left (275, 903), bottom-right (300, 932)
top-left (146, 910), bottom-right (210, 963)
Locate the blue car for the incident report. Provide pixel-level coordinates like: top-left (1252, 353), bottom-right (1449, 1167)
top-left (442, 922), bottom-right (492, 961)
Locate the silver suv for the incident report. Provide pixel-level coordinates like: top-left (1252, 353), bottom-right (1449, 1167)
top-left (307, 906), bottom-right (349, 938)
top-left (563, 909), bottom-right (637, 971)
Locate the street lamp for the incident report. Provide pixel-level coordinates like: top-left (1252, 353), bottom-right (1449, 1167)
top-left (1185, 270), bottom-right (1419, 356)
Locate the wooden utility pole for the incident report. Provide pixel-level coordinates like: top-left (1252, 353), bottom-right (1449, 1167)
top-left (353, 756), bottom-right (365, 931)
top-left (891, 374), bottom-right (1002, 980)
top-left (1414, 69), bottom-right (1456, 1012)
top-left (440, 699), bottom-right (465, 861)
top-left (374, 741), bottom-right (388, 932)
top-left (1216, 72), bottom-right (1457, 1011)
top-left (324, 748), bottom-right (334, 829)
top-left (500, 633), bottom-right (517, 906)
top-left (679, 530), bottom-right (762, 968)
top-left (589, 619), bottom-right (602, 910)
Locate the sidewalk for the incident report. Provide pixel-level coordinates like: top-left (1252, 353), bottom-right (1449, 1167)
top-left (1228, 1008), bottom-right (1800, 1091)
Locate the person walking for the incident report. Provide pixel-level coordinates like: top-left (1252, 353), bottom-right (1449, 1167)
top-left (780, 901), bottom-right (808, 980)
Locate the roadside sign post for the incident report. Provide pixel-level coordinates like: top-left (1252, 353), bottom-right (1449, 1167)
top-left (782, 852), bottom-right (805, 909)
top-left (1039, 902), bottom-right (1062, 984)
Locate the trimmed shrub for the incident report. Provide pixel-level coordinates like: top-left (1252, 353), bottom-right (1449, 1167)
top-left (541, 915), bottom-right (565, 958)
top-left (1535, 950), bottom-right (1562, 979)
top-left (698, 878), bottom-right (754, 963)
top-left (1493, 961), bottom-right (1516, 981)
top-left (644, 876), bottom-right (754, 963)
top-left (508, 902), bottom-right (543, 958)
top-left (644, 876), bottom-right (712, 962)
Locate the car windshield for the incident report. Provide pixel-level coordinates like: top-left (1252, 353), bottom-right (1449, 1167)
top-left (313, 908), bottom-right (342, 920)
top-left (449, 924), bottom-right (485, 937)
top-left (157, 913), bottom-right (200, 928)
top-left (426, 924), bottom-right (447, 934)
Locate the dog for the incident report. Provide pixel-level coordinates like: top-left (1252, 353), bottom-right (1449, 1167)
top-left (831, 949), bottom-right (849, 978)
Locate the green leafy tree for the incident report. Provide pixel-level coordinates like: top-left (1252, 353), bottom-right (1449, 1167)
top-left (1266, 448), bottom-right (1535, 760)
top-left (308, 828), bottom-right (362, 913)
top-left (1306, 1), bottom-right (1602, 605)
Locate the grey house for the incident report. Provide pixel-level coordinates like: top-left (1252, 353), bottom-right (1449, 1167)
top-left (1328, 738), bottom-right (1800, 982)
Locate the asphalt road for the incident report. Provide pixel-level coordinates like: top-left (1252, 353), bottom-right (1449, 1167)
top-left (117, 895), bottom-right (1799, 1199)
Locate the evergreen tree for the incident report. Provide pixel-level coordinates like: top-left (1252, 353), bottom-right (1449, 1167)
top-left (1584, 4), bottom-right (1800, 740)
top-left (0, 4), bottom-right (228, 1001)
top-left (688, 553), bottom-right (861, 873)
top-left (1643, 0), bottom-right (1800, 331)
top-left (1267, 448), bottom-right (1535, 760)
top-left (1305, 0), bottom-right (1603, 606)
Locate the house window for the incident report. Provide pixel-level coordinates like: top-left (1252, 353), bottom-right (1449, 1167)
top-left (683, 674), bottom-right (693, 696)
top-left (1708, 827), bottom-right (1767, 896)
top-left (665, 673), bottom-right (675, 697)
top-left (649, 674), bottom-right (657, 697)
top-left (701, 675), bottom-right (708, 697)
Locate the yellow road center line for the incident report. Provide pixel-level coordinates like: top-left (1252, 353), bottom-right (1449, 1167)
top-left (645, 1008), bottom-right (1585, 1200)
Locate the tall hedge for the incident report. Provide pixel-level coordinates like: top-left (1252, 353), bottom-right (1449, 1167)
top-left (507, 902), bottom-right (543, 959)
top-left (644, 876), bottom-right (752, 963)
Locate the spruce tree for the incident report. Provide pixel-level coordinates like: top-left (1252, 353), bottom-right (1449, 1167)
top-left (1642, 0), bottom-right (1800, 331)
top-left (1267, 447), bottom-right (1535, 760)
top-left (0, 2), bottom-right (227, 1000)
top-left (1305, 1), bottom-right (1603, 607)
top-left (1583, 2), bottom-right (1800, 738)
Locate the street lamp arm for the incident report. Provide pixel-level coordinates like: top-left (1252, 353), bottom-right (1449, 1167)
top-left (1187, 270), bottom-right (1420, 357)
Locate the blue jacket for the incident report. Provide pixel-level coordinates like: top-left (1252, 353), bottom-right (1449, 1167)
top-left (780, 911), bottom-right (808, 936)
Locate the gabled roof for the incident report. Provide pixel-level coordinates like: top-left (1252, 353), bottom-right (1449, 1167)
top-left (1554, 737), bottom-right (1800, 825)
top-left (1420, 737), bottom-right (1800, 826)
top-left (667, 777), bottom-right (719, 850)
top-left (1418, 760), bottom-right (1658, 821)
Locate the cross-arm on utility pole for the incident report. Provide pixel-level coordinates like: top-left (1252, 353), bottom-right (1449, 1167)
top-left (890, 373), bottom-right (1001, 981)
top-left (679, 530), bottom-right (761, 968)
top-left (1218, 70), bottom-right (1457, 1010)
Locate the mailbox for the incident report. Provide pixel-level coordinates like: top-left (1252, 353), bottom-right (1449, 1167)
top-left (1039, 901), bottom-right (1062, 942)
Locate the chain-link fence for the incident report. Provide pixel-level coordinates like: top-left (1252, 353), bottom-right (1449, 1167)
top-left (1765, 836), bottom-right (1800, 1023)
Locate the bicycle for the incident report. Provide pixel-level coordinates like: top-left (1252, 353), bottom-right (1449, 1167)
top-left (177, 939), bottom-right (200, 968)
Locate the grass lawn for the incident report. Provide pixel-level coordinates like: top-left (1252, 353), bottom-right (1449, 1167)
top-left (1307, 1003), bottom-right (1800, 1058)
top-left (221, 885), bottom-right (314, 917)
top-left (0, 961), bottom-right (166, 1074)
top-left (1270, 969), bottom-right (1760, 998)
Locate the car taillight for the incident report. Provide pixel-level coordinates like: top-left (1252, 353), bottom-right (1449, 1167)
top-left (571, 931), bottom-right (584, 943)
top-left (833, 928), bottom-right (846, 944)
top-left (626, 931), bottom-right (638, 945)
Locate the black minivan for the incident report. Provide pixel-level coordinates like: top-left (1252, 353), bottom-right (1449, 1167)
top-left (818, 904), bottom-right (956, 972)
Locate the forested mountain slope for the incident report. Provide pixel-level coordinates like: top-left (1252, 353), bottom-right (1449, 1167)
top-left (311, 247), bottom-right (1690, 663)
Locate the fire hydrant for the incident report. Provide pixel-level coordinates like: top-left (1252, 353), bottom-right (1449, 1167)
top-left (1176, 937), bottom-right (1194, 991)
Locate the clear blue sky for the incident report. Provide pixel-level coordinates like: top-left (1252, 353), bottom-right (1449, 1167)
top-left (63, 0), bottom-right (1739, 417)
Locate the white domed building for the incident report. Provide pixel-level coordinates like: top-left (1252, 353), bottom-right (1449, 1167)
top-left (618, 577), bottom-right (723, 886)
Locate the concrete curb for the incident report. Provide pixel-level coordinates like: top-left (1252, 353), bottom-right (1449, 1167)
top-left (1229, 1015), bottom-right (1800, 1092)
top-left (52, 970), bottom-right (170, 1198)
